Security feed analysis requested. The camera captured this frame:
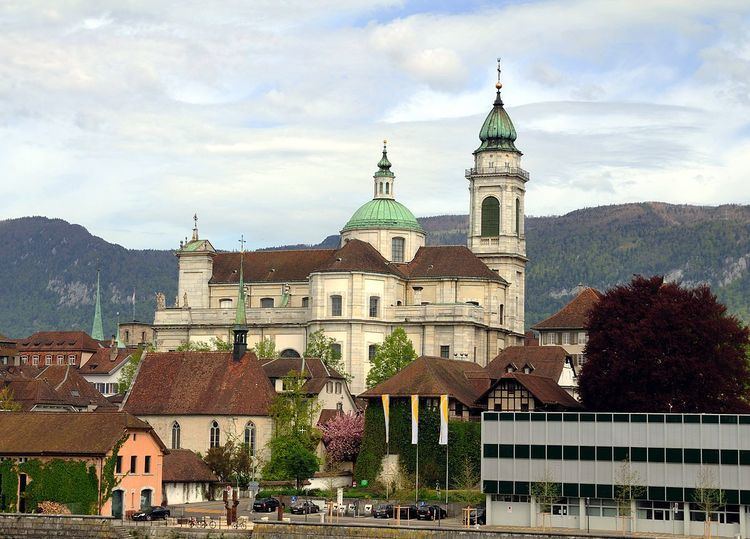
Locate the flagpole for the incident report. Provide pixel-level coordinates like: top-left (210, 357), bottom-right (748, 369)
top-left (415, 443), bottom-right (419, 503)
top-left (445, 443), bottom-right (449, 505)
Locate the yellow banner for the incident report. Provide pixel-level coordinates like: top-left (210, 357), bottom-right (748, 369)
top-left (382, 394), bottom-right (390, 444)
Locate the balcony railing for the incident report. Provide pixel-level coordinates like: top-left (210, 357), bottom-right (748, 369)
top-left (465, 165), bottom-right (529, 180)
top-left (393, 303), bottom-right (488, 324)
top-left (154, 307), bottom-right (310, 326)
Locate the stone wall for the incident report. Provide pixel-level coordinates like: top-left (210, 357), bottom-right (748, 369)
top-left (252, 521), bottom-right (640, 539)
top-left (0, 514), bottom-right (119, 539)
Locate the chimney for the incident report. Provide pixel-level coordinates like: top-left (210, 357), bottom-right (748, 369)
top-left (232, 326), bottom-right (248, 362)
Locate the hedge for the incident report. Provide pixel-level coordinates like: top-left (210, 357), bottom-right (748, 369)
top-left (354, 399), bottom-right (480, 488)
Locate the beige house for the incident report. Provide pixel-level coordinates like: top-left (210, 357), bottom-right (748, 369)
top-left (531, 287), bottom-right (602, 368)
top-left (153, 84), bottom-right (530, 395)
top-left (122, 350), bottom-right (276, 461)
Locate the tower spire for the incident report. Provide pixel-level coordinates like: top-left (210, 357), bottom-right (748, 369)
top-left (373, 140), bottom-right (395, 199)
top-left (232, 235), bottom-right (249, 361)
top-left (91, 269), bottom-right (104, 340)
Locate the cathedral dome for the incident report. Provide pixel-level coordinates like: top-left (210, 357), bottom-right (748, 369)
top-left (475, 91), bottom-right (519, 154)
top-left (342, 198), bottom-right (424, 233)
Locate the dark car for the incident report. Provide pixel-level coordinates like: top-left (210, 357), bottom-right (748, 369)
top-left (416, 504), bottom-right (447, 520)
top-left (468, 507), bottom-right (486, 525)
top-left (131, 506), bottom-right (170, 521)
top-left (252, 498), bottom-right (281, 512)
top-left (290, 501), bottom-right (319, 514)
top-left (372, 504), bottom-right (417, 519)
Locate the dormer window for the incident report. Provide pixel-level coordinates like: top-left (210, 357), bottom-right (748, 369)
top-left (219, 298), bottom-right (232, 309)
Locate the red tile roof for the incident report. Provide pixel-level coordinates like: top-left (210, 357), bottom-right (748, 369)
top-left (36, 365), bottom-right (116, 410)
top-left (1, 379), bottom-right (67, 411)
top-left (317, 408), bottom-right (344, 427)
top-left (358, 356), bottom-right (490, 407)
top-left (17, 331), bottom-right (103, 352)
top-left (163, 449), bottom-right (219, 483)
top-left (497, 373), bottom-right (582, 409)
top-left (211, 248), bottom-right (334, 283)
top-left (400, 246), bottom-right (507, 283)
top-left (123, 351), bottom-right (276, 416)
top-left (0, 412), bottom-right (164, 456)
top-left (531, 287), bottom-right (603, 330)
top-left (486, 346), bottom-right (571, 382)
top-left (261, 357), bottom-right (345, 395)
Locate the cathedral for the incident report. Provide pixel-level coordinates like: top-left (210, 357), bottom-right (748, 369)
top-left (153, 76), bottom-right (528, 394)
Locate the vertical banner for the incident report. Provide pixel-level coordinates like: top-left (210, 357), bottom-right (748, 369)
top-left (382, 394), bottom-right (390, 444)
top-left (411, 395), bottom-right (419, 444)
top-left (438, 394), bottom-right (449, 445)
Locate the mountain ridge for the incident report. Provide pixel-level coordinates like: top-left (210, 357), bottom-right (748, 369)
top-left (2, 202), bottom-right (749, 338)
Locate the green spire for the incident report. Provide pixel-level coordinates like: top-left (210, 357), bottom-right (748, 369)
top-left (91, 270), bottom-right (104, 340)
top-left (115, 312), bottom-right (124, 348)
top-left (235, 249), bottom-right (247, 327)
top-left (475, 60), bottom-right (520, 154)
top-left (374, 140), bottom-right (394, 178)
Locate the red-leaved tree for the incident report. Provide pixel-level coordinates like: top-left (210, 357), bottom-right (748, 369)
top-left (320, 412), bottom-right (364, 465)
top-left (578, 275), bottom-right (750, 413)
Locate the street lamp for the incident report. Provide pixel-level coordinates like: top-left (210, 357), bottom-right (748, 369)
top-left (585, 497), bottom-right (590, 533)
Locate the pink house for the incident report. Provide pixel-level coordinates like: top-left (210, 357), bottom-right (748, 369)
top-left (0, 412), bottom-right (167, 517)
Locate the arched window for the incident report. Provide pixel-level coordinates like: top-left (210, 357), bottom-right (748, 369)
top-left (515, 198), bottom-right (521, 236)
top-left (219, 298), bottom-right (232, 309)
top-left (391, 237), bottom-right (405, 263)
top-left (140, 489), bottom-right (152, 511)
top-left (369, 296), bottom-right (380, 318)
top-left (260, 298), bottom-right (274, 308)
top-left (244, 421), bottom-right (256, 455)
top-left (280, 348), bottom-right (301, 358)
top-left (481, 196), bottom-right (500, 237)
top-left (171, 422), bottom-right (181, 449)
top-left (368, 344), bottom-right (378, 362)
top-left (379, 182), bottom-right (383, 194)
top-left (385, 182), bottom-right (389, 194)
top-left (209, 420), bottom-right (220, 448)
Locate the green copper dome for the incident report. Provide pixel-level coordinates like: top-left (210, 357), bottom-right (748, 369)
top-left (342, 198), bottom-right (424, 233)
top-left (475, 91), bottom-right (519, 154)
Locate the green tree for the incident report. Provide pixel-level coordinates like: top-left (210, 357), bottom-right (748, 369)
top-left (365, 327), bottom-right (417, 388)
top-left (614, 459), bottom-right (645, 532)
top-left (305, 329), bottom-right (350, 382)
top-left (202, 440), bottom-right (253, 488)
top-left (530, 468), bottom-right (560, 530)
top-left (269, 371), bottom-right (320, 439)
top-left (693, 468), bottom-right (726, 539)
top-left (262, 436), bottom-right (319, 490)
top-left (176, 341), bottom-right (212, 352)
top-left (252, 337), bottom-right (278, 359)
top-left (0, 385), bottom-right (21, 411)
top-left (117, 348), bottom-right (144, 394)
top-left (211, 337), bottom-right (232, 351)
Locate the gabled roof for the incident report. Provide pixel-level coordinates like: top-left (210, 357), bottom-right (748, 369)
top-left (17, 331), bottom-right (103, 352)
top-left (0, 412), bottom-right (163, 456)
top-left (260, 357), bottom-right (345, 395)
top-left (317, 408), bottom-right (344, 426)
top-left (163, 449), bottom-right (219, 483)
top-left (358, 356), bottom-right (490, 408)
top-left (399, 246), bottom-right (507, 283)
top-left (486, 346), bottom-right (571, 382)
top-left (315, 240), bottom-right (404, 277)
top-left (36, 365), bottom-right (116, 410)
top-left (493, 373), bottom-right (582, 409)
top-left (0, 365), bottom-right (115, 411)
top-left (81, 348), bottom-right (133, 375)
top-left (532, 287), bottom-right (603, 330)
top-left (124, 351), bottom-right (276, 416)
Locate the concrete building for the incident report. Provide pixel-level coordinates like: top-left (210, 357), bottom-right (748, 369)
top-left (152, 75), bottom-right (529, 395)
top-left (482, 411), bottom-right (750, 537)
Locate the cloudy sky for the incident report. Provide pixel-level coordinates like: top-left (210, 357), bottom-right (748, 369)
top-left (1, 1), bottom-right (749, 250)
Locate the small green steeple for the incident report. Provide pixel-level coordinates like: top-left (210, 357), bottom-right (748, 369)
top-left (475, 60), bottom-right (520, 154)
top-left (235, 248), bottom-right (247, 327)
top-left (374, 140), bottom-right (394, 178)
top-left (91, 269), bottom-right (104, 341)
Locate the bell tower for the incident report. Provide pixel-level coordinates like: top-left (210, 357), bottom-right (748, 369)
top-left (467, 61), bottom-right (528, 338)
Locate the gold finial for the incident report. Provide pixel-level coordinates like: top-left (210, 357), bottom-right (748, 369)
top-left (496, 57), bottom-right (502, 90)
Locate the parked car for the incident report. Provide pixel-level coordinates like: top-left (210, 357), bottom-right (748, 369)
top-left (131, 506), bottom-right (170, 521)
top-left (290, 501), bottom-right (319, 514)
top-left (371, 504), bottom-right (417, 519)
top-left (468, 507), bottom-right (486, 525)
top-left (416, 504), bottom-right (447, 520)
top-left (252, 498), bottom-right (281, 512)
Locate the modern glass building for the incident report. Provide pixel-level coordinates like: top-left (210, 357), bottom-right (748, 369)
top-left (481, 411), bottom-right (750, 537)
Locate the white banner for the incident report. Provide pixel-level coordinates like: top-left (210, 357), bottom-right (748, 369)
top-left (438, 394), bottom-right (449, 445)
top-left (411, 395), bottom-right (419, 445)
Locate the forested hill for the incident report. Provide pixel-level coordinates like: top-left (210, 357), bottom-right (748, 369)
top-left (2, 203), bottom-right (750, 337)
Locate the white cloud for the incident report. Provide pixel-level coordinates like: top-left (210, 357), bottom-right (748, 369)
top-left (0, 0), bottom-right (749, 250)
